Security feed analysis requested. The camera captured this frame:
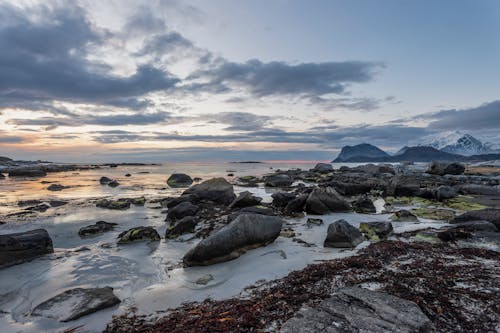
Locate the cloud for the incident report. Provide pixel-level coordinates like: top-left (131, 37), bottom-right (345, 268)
top-left (205, 112), bottom-right (273, 131)
top-left (188, 59), bottom-right (381, 98)
top-left (0, 3), bottom-right (178, 109)
top-left (422, 100), bottom-right (500, 130)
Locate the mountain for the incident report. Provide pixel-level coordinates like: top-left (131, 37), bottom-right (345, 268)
top-left (423, 131), bottom-right (497, 156)
top-left (390, 146), bottom-right (462, 162)
top-left (333, 143), bottom-right (390, 162)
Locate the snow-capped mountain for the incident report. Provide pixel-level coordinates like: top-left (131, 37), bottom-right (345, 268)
top-left (421, 131), bottom-right (499, 156)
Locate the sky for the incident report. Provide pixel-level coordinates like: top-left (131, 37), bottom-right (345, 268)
top-left (0, 0), bottom-right (499, 162)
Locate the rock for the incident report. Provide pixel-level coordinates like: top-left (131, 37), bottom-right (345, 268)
top-left (264, 174), bottom-right (293, 187)
top-left (426, 161), bottom-right (465, 176)
top-left (183, 177), bottom-right (236, 205)
top-left (125, 173), bottom-right (131, 177)
top-left (457, 184), bottom-right (500, 196)
top-left (359, 221), bottom-right (393, 240)
top-left (306, 218), bottom-right (324, 227)
top-left (193, 177), bottom-right (202, 182)
top-left (130, 197), bottom-right (146, 205)
top-left (183, 213), bottom-right (283, 266)
top-left (324, 219), bottom-right (364, 248)
top-left (452, 209), bottom-right (500, 230)
top-left (392, 209), bottom-right (419, 222)
top-left (165, 216), bottom-right (198, 239)
top-left (78, 221), bottom-right (117, 237)
top-left (437, 221), bottom-right (498, 242)
top-left (311, 163), bottom-right (333, 173)
top-left (167, 173), bottom-right (193, 188)
top-left (117, 226), bottom-right (160, 244)
top-left (99, 176), bottom-right (112, 185)
top-left (47, 184), bottom-right (67, 191)
top-left (8, 168), bottom-right (47, 177)
top-left (411, 208), bottom-right (455, 221)
top-left (280, 287), bottom-right (432, 333)
top-left (271, 192), bottom-right (296, 208)
top-left (435, 185), bottom-right (457, 201)
top-left (107, 180), bottom-right (120, 188)
top-left (96, 199), bottom-right (130, 210)
top-left (236, 175), bottom-right (259, 186)
top-left (25, 203), bottom-right (51, 212)
top-left (195, 274), bottom-right (214, 285)
top-left (32, 287), bottom-right (120, 322)
top-left (228, 206), bottom-right (276, 221)
top-left (353, 194), bottom-right (376, 213)
top-left (284, 194), bottom-right (308, 215)
top-left (0, 173), bottom-right (5, 179)
top-left (163, 194), bottom-right (194, 208)
top-left (280, 227), bottom-right (296, 238)
top-left (49, 200), bottom-right (68, 207)
top-left (350, 164), bottom-right (395, 175)
top-left (229, 191), bottom-right (262, 208)
top-left (305, 187), bottom-right (351, 214)
top-left (166, 202), bottom-right (199, 222)
top-left (0, 229), bottom-right (54, 268)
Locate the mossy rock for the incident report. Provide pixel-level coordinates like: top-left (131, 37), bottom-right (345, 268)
top-left (239, 175), bottom-right (257, 181)
top-left (385, 196), bottom-right (434, 207)
top-left (117, 226), bottom-right (160, 244)
top-left (359, 224), bottom-right (380, 241)
top-left (443, 196), bottom-right (488, 211)
top-left (130, 197), bottom-right (146, 205)
top-left (96, 199), bottom-right (131, 210)
top-left (411, 207), bottom-right (455, 221)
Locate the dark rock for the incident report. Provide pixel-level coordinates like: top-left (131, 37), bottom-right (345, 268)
top-left (280, 287), bottom-right (432, 333)
top-left (8, 168), bottom-right (47, 177)
top-left (193, 177), bottom-right (202, 182)
top-left (306, 218), bottom-right (324, 227)
top-left (79, 221), bottom-right (117, 237)
top-left (163, 194), bottom-right (194, 208)
top-left (452, 209), bottom-right (500, 230)
top-left (236, 175), bottom-right (259, 186)
top-left (165, 216), bottom-right (198, 239)
top-left (324, 219), bottom-right (364, 248)
top-left (47, 184), bottom-right (67, 191)
top-left (130, 197), bottom-right (146, 205)
top-left (284, 194), bottom-right (308, 215)
top-left (435, 185), bottom-right (457, 201)
top-left (0, 173), bottom-right (5, 179)
top-left (359, 221), bottom-right (393, 240)
top-left (353, 194), bottom-right (376, 213)
top-left (392, 209), bottom-right (419, 222)
top-left (228, 206), bottom-right (276, 221)
top-left (0, 229), bottom-right (53, 268)
top-left (229, 191), bottom-right (262, 208)
top-left (96, 199), bottom-right (130, 210)
top-left (311, 163), bottom-right (333, 173)
top-left (49, 200), bottom-right (68, 207)
top-left (107, 180), bottom-right (120, 187)
top-left (167, 173), bottom-right (193, 188)
top-left (305, 187), bottom-right (351, 214)
top-left (117, 226), bottom-right (160, 244)
top-left (125, 173), bottom-right (131, 177)
top-left (166, 202), bottom-right (199, 222)
top-left (227, 173), bottom-right (234, 177)
top-left (183, 213), bottom-right (283, 266)
top-left (183, 178), bottom-right (236, 205)
top-left (456, 184), bottom-right (500, 196)
top-left (17, 200), bottom-right (43, 207)
top-left (25, 203), bottom-right (51, 212)
top-left (394, 184), bottom-right (421, 197)
top-left (99, 176), bottom-right (112, 185)
top-left (426, 161), bottom-right (465, 176)
top-left (264, 174), bottom-right (293, 187)
top-left (271, 191), bottom-right (296, 208)
top-left (32, 287), bottom-right (120, 322)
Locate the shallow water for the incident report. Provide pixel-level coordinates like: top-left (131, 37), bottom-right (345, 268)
top-left (0, 162), bottom-right (442, 333)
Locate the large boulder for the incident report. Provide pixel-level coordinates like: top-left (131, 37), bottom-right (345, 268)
top-left (183, 213), bottom-right (283, 266)
top-left (117, 226), bottom-right (160, 244)
top-left (163, 194), bottom-right (194, 208)
top-left (229, 191), bottom-right (262, 208)
top-left (452, 209), bottom-right (500, 230)
top-left (280, 287), bottom-right (432, 333)
top-left (167, 173), bottom-right (193, 188)
top-left (305, 187), bottom-right (351, 214)
top-left (284, 194), bottom-right (308, 215)
top-left (434, 185), bottom-right (457, 201)
top-left (324, 219), bottom-right (364, 248)
top-left (264, 174), bottom-right (293, 187)
top-left (78, 221), bottom-right (117, 237)
top-left (0, 229), bottom-right (54, 268)
top-left (311, 163), bottom-right (333, 173)
top-left (32, 287), bottom-right (120, 322)
top-left (165, 216), bottom-right (198, 239)
top-left (166, 201), bottom-right (199, 222)
top-left (353, 194), bottom-right (376, 213)
top-left (426, 161), bottom-right (465, 176)
top-left (8, 168), bottom-right (47, 177)
top-left (271, 192), bottom-right (296, 208)
top-left (183, 178), bottom-right (236, 205)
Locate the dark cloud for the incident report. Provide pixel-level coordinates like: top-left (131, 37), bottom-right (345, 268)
top-left (0, 134), bottom-right (24, 143)
top-left (0, 3), bottom-right (178, 110)
top-left (421, 100), bottom-right (500, 130)
top-left (188, 59), bottom-right (381, 98)
top-left (135, 32), bottom-right (195, 57)
top-left (206, 112), bottom-right (272, 131)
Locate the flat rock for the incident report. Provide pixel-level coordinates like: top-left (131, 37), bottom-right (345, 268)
top-left (32, 287), bottom-right (120, 322)
top-left (280, 287), bottom-right (432, 333)
top-left (8, 168), bottom-right (47, 177)
top-left (79, 221), bottom-right (118, 237)
top-left (183, 213), bottom-right (283, 266)
top-left (0, 229), bottom-right (54, 268)
top-left (324, 219), bottom-right (364, 248)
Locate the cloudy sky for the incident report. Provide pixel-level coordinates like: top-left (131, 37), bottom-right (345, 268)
top-left (0, 0), bottom-right (499, 162)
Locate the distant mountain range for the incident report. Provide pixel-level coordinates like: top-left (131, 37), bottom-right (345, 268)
top-left (333, 133), bottom-right (500, 163)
